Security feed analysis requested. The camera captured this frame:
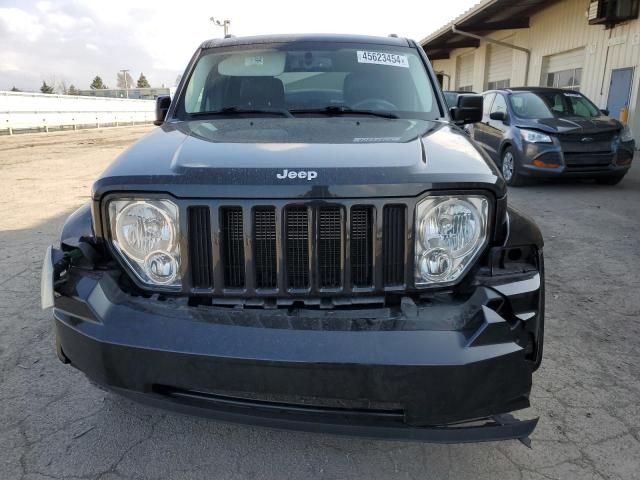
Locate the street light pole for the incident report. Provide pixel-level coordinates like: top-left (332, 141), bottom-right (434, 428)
top-left (120, 69), bottom-right (130, 98)
top-left (210, 17), bottom-right (230, 37)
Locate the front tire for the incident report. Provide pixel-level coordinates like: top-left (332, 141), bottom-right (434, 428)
top-left (501, 147), bottom-right (526, 186)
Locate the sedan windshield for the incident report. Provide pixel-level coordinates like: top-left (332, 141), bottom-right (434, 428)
top-left (510, 91), bottom-right (601, 119)
top-left (179, 43), bottom-right (440, 120)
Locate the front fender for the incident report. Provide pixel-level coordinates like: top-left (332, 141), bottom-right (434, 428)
top-left (505, 206), bottom-right (543, 249)
top-left (61, 203), bottom-right (95, 249)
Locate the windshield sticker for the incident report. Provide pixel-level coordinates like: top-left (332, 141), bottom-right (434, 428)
top-left (356, 51), bottom-right (409, 68)
top-left (564, 93), bottom-right (582, 98)
top-left (244, 56), bottom-right (264, 67)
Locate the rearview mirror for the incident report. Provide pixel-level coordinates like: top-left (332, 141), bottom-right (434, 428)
top-left (450, 94), bottom-right (483, 125)
top-left (154, 95), bottom-right (172, 126)
top-left (490, 111), bottom-right (507, 122)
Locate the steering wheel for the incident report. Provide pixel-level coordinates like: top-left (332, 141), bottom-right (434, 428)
top-left (351, 98), bottom-right (398, 111)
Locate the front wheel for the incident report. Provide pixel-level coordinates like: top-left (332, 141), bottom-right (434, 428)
top-left (501, 147), bottom-right (526, 186)
top-left (595, 174), bottom-right (626, 185)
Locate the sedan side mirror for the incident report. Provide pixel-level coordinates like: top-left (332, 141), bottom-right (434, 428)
top-left (490, 110), bottom-right (507, 122)
top-left (450, 94), bottom-right (483, 125)
top-left (154, 95), bottom-right (172, 126)
top-left (600, 109), bottom-right (610, 116)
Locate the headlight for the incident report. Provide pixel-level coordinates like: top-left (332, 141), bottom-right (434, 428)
top-left (108, 199), bottom-right (181, 287)
top-left (520, 129), bottom-right (553, 143)
top-left (415, 195), bottom-right (489, 286)
top-left (620, 125), bottom-right (634, 142)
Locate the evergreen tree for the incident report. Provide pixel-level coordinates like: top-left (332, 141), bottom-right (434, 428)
top-left (136, 73), bottom-right (150, 88)
top-left (40, 81), bottom-right (54, 94)
top-left (68, 84), bottom-right (80, 95)
top-left (90, 76), bottom-right (107, 89)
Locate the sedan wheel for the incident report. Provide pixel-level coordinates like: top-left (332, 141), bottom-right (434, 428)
top-left (502, 151), bottom-right (515, 182)
top-left (501, 147), bottom-right (526, 186)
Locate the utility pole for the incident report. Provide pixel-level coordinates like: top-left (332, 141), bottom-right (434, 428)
top-left (210, 17), bottom-right (230, 37)
top-left (120, 69), bottom-right (130, 98)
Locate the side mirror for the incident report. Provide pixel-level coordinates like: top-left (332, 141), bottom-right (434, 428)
top-left (490, 110), bottom-right (507, 122)
top-left (154, 95), bottom-right (172, 126)
top-left (600, 109), bottom-right (610, 116)
top-left (450, 94), bottom-right (483, 125)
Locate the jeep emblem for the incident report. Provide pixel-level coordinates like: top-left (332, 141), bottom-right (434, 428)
top-left (276, 169), bottom-right (317, 180)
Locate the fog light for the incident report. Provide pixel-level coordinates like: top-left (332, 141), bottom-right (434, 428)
top-left (144, 251), bottom-right (178, 284)
top-left (533, 159), bottom-right (560, 168)
top-left (419, 248), bottom-right (452, 281)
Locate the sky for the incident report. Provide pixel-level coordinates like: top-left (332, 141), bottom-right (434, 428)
top-left (0, 0), bottom-right (478, 92)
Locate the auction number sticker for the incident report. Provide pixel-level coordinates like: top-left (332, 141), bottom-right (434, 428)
top-left (357, 51), bottom-right (409, 68)
top-left (244, 56), bottom-right (264, 66)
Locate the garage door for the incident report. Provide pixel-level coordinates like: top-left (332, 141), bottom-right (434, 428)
top-left (542, 48), bottom-right (585, 90)
top-left (456, 53), bottom-right (474, 91)
top-left (487, 41), bottom-right (513, 90)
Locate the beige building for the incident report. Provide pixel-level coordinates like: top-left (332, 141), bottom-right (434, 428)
top-left (421, 0), bottom-right (640, 144)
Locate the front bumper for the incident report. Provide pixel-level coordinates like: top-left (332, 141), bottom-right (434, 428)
top-left (46, 246), bottom-right (543, 443)
top-left (519, 139), bottom-right (635, 178)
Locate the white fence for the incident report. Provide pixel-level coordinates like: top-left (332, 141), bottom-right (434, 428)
top-left (0, 91), bottom-right (156, 134)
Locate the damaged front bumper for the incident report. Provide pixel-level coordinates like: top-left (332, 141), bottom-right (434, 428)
top-left (43, 240), bottom-right (544, 444)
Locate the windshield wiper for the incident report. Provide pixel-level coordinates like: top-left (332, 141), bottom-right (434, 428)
top-left (291, 105), bottom-right (399, 119)
top-left (190, 106), bottom-right (293, 118)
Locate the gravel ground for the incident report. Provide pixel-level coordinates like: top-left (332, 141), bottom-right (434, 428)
top-left (1, 126), bottom-right (639, 480)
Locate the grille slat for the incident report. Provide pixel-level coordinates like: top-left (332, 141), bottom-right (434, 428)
top-left (318, 207), bottom-right (342, 289)
top-left (383, 205), bottom-right (405, 286)
top-left (350, 207), bottom-right (373, 288)
top-left (286, 207), bottom-right (310, 289)
top-left (220, 207), bottom-right (245, 288)
top-left (188, 207), bottom-right (213, 289)
top-left (254, 208), bottom-right (277, 289)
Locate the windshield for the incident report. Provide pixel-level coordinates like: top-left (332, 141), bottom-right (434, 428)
top-left (510, 91), bottom-right (602, 119)
top-left (179, 43), bottom-right (440, 120)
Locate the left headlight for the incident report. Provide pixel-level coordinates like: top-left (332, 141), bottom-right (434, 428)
top-left (108, 199), bottom-right (181, 288)
top-left (415, 195), bottom-right (489, 287)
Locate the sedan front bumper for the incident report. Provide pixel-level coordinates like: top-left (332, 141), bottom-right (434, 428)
top-left (47, 246), bottom-right (543, 443)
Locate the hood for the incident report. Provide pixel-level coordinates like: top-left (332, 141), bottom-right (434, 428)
top-left (516, 115), bottom-right (622, 135)
top-left (93, 118), bottom-right (503, 200)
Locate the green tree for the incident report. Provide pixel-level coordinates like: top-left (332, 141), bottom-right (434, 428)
top-left (40, 81), bottom-right (54, 94)
top-left (90, 75), bottom-right (107, 89)
top-left (68, 84), bottom-right (80, 95)
top-left (10, 86), bottom-right (21, 92)
top-left (136, 73), bottom-right (150, 88)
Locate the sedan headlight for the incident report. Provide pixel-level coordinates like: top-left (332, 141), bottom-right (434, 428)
top-left (415, 195), bottom-right (489, 286)
top-left (520, 129), bottom-right (553, 143)
top-left (108, 199), bottom-right (181, 287)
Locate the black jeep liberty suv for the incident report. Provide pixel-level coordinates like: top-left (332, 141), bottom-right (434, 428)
top-left (42, 34), bottom-right (544, 443)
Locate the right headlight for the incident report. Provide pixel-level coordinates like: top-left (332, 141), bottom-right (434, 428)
top-left (520, 129), bottom-right (553, 144)
top-left (108, 198), bottom-right (181, 288)
top-left (415, 195), bottom-right (489, 287)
